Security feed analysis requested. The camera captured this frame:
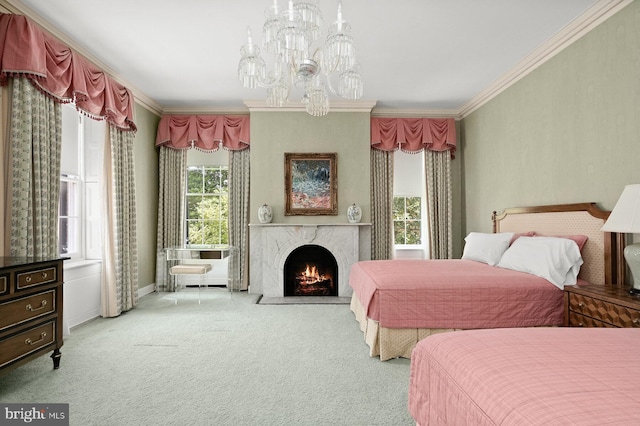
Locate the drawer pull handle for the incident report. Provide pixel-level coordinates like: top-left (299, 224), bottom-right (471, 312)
top-left (41, 272), bottom-right (48, 279)
top-left (578, 302), bottom-right (584, 308)
top-left (25, 276), bottom-right (32, 283)
top-left (634, 319), bottom-right (640, 326)
top-left (26, 300), bottom-right (47, 312)
top-left (25, 332), bottom-right (47, 346)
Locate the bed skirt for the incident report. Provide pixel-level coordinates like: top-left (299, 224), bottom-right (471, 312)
top-left (349, 294), bottom-right (459, 361)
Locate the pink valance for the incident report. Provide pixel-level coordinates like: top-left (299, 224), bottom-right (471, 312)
top-left (371, 117), bottom-right (456, 157)
top-left (156, 115), bottom-right (250, 151)
top-left (0, 14), bottom-right (136, 131)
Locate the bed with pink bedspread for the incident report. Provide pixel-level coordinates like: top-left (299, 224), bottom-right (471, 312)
top-left (409, 327), bottom-right (640, 425)
top-left (351, 259), bottom-right (569, 328)
top-left (350, 203), bottom-right (621, 361)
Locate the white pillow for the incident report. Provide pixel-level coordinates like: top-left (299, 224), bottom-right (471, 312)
top-left (461, 232), bottom-right (514, 266)
top-left (497, 236), bottom-right (583, 289)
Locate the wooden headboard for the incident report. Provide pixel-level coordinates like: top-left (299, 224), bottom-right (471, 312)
top-left (492, 203), bottom-right (623, 286)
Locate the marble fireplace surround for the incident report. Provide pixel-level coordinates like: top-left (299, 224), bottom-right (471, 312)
top-left (249, 223), bottom-right (371, 298)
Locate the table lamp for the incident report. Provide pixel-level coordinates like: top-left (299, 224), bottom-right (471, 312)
top-left (601, 184), bottom-right (640, 294)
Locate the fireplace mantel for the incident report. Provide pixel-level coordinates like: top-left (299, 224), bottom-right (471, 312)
top-left (249, 223), bottom-right (371, 297)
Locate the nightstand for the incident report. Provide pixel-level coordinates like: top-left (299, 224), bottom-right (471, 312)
top-left (564, 284), bottom-right (640, 327)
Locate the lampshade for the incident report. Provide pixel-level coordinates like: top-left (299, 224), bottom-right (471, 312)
top-left (601, 184), bottom-right (640, 233)
top-left (602, 184), bottom-right (640, 294)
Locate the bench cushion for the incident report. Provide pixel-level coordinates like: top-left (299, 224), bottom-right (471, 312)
top-left (170, 264), bottom-right (212, 275)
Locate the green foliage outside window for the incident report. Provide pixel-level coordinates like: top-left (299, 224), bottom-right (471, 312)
top-left (393, 196), bottom-right (422, 245)
top-left (186, 166), bottom-right (229, 245)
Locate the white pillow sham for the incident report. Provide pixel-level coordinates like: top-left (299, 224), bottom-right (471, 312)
top-left (497, 236), bottom-right (583, 289)
top-left (461, 232), bottom-right (514, 266)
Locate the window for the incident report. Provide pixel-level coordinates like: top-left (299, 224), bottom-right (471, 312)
top-left (59, 103), bottom-right (105, 260)
top-left (186, 166), bottom-right (229, 245)
top-left (392, 151), bottom-right (428, 257)
top-left (393, 196), bottom-right (422, 245)
top-left (59, 177), bottom-right (80, 256)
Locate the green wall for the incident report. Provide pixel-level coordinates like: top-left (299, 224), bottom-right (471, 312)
top-left (461, 1), bottom-right (640, 235)
top-left (133, 104), bottom-right (160, 290)
top-left (249, 111), bottom-right (371, 224)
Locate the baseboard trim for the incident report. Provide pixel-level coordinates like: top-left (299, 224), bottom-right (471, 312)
top-left (139, 283), bottom-right (156, 297)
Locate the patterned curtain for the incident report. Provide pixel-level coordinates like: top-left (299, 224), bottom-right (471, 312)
top-left (370, 149), bottom-right (394, 260)
top-left (1, 86), bottom-right (7, 256)
top-left (155, 146), bottom-right (187, 291)
top-left (425, 150), bottom-right (452, 259)
top-left (8, 77), bottom-right (61, 257)
top-left (101, 126), bottom-right (138, 317)
top-left (229, 148), bottom-right (250, 290)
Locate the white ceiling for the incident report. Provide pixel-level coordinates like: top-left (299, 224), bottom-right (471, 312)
top-left (2, 0), bottom-right (628, 116)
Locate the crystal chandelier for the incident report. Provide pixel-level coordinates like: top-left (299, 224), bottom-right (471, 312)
top-left (238, 0), bottom-right (364, 117)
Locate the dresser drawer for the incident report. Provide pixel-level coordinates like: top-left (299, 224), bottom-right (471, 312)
top-left (569, 312), bottom-right (616, 328)
top-left (0, 321), bottom-right (55, 368)
top-left (0, 257), bottom-right (65, 375)
top-left (0, 290), bottom-right (56, 331)
top-left (16, 266), bottom-right (57, 290)
top-left (569, 293), bottom-right (640, 327)
top-left (0, 274), bottom-right (7, 295)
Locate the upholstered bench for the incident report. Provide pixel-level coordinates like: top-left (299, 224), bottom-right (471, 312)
top-left (169, 263), bottom-right (212, 304)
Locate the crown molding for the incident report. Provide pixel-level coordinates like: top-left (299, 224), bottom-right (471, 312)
top-left (457, 0), bottom-right (633, 118)
top-left (0, 0), bottom-right (20, 14)
top-left (244, 99), bottom-right (377, 113)
top-left (371, 107), bottom-right (460, 119)
top-left (162, 106), bottom-right (250, 115)
top-left (0, 0), bottom-right (164, 117)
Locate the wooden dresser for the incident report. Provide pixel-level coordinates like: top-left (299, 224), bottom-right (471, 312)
top-left (564, 284), bottom-right (640, 327)
top-left (0, 257), bottom-right (66, 374)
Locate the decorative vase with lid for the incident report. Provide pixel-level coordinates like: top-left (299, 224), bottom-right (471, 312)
top-left (258, 204), bottom-right (273, 224)
top-left (347, 203), bottom-right (362, 223)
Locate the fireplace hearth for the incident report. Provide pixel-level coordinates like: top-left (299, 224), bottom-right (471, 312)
top-left (284, 245), bottom-right (337, 296)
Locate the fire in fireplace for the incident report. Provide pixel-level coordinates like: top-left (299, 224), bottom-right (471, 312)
top-left (283, 244), bottom-right (338, 296)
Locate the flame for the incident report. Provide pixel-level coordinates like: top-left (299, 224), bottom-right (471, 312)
top-left (297, 264), bottom-right (326, 285)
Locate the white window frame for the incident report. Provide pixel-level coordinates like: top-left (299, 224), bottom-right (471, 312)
top-left (393, 195), bottom-right (423, 247)
top-left (185, 165), bottom-right (230, 246)
top-left (59, 174), bottom-right (82, 259)
top-left (59, 104), bottom-right (104, 261)
top-left (393, 151), bottom-right (429, 258)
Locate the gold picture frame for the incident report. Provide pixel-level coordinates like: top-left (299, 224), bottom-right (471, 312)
top-left (284, 152), bottom-right (338, 216)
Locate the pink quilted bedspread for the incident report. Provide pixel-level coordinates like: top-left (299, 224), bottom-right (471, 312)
top-left (409, 327), bottom-right (640, 425)
top-left (349, 259), bottom-right (566, 329)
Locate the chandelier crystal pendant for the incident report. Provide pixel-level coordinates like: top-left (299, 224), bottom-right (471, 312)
top-left (238, 0), bottom-right (364, 117)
